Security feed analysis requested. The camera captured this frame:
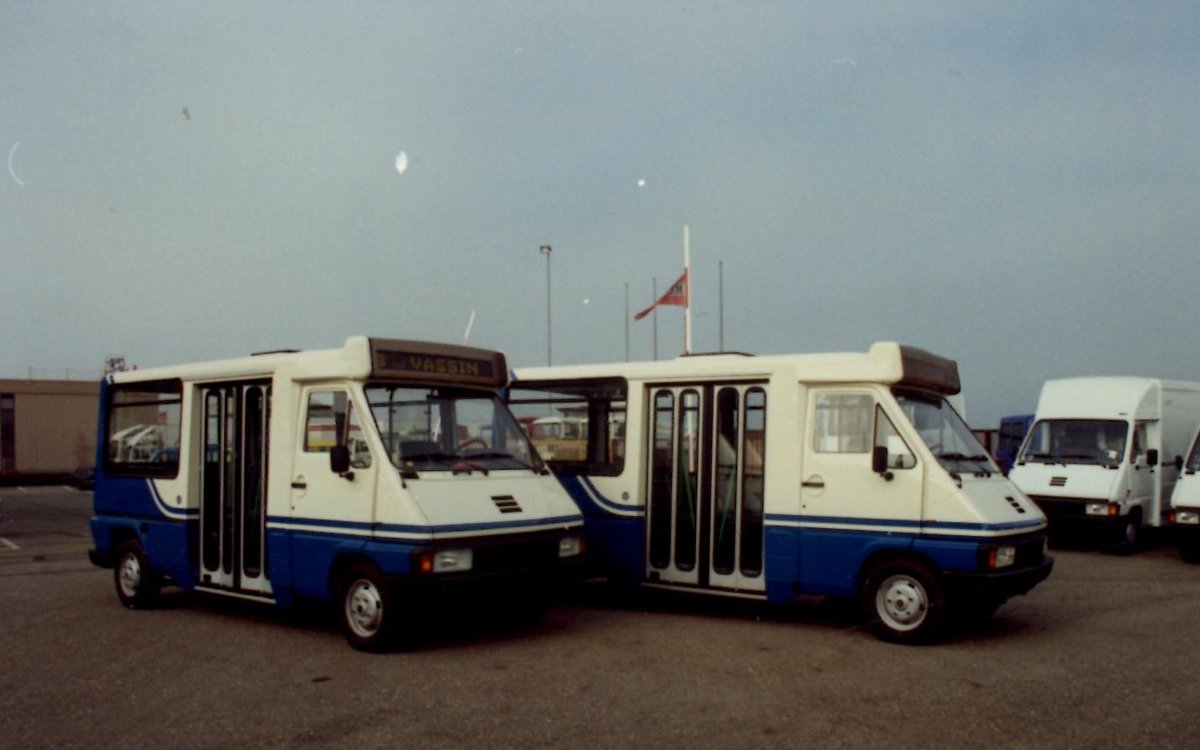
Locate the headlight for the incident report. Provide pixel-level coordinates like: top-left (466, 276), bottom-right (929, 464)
top-left (1175, 510), bottom-right (1200, 525)
top-left (988, 546), bottom-right (1016, 570)
top-left (1086, 503), bottom-right (1118, 517)
top-left (558, 536), bottom-right (584, 558)
top-left (418, 549), bottom-right (473, 574)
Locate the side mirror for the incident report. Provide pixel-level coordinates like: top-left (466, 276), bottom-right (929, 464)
top-left (330, 445), bottom-right (351, 475)
top-left (1147, 449), bottom-right (1159, 468)
top-left (872, 446), bottom-right (893, 481)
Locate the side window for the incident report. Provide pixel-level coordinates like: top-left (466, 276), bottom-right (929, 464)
top-left (105, 380), bottom-right (182, 477)
top-left (507, 379), bottom-right (627, 475)
top-left (305, 391), bottom-right (372, 469)
top-left (874, 406), bottom-right (916, 469)
top-left (813, 393), bottom-right (873, 453)
top-left (1132, 421), bottom-right (1148, 464)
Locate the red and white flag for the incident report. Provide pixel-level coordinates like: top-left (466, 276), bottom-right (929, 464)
top-left (634, 269), bottom-right (688, 321)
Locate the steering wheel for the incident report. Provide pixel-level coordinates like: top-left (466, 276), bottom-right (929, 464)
top-left (456, 438), bottom-right (488, 453)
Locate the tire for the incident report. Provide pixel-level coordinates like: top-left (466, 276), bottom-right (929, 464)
top-left (862, 559), bottom-right (947, 644)
top-left (1180, 541), bottom-right (1200, 564)
top-left (114, 540), bottom-right (160, 609)
top-left (337, 564), bottom-right (409, 652)
top-left (1112, 511), bottom-right (1142, 556)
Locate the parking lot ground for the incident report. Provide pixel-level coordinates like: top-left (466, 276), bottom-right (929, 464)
top-left (3, 486), bottom-right (1200, 748)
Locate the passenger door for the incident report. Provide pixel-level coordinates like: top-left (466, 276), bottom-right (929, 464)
top-left (798, 390), bottom-right (923, 592)
top-left (198, 381), bottom-right (272, 595)
top-left (645, 383), bottom-right (767, 593)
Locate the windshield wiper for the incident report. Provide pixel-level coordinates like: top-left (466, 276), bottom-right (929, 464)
top-left (936, 452), bottom-right (994, 477)
top-left (402, 451), bottom-right (455, 464)
top-left (456, 451), bottom-right (535, 470)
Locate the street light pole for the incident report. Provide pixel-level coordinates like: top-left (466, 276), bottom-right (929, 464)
top-left (539, 244), bottom-right (552, 365)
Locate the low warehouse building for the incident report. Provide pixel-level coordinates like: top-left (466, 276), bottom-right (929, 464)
top-left (1, 379), bottom-right (100, 483)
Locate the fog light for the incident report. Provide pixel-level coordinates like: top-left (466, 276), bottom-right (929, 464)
top-left (558, 536), bottom-right (584, 558)
top-left (1176, 510), bottom-right (1200, 525)
top-left (989, 546), bottom-right (1016, 569)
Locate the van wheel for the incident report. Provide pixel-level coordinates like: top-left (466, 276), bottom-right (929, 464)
top-left (339, 564), bottom-right (423, 652)
top-left (114, 540), bottom-right (159, 609)
top-left (862, 559), bottom-right (946, 644)
top-left (337, 564), bottom-right (399, 652)
top-left (1113, 511), bottom-right (1142, 556)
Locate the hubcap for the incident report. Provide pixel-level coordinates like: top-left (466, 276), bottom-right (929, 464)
top-left (876, 574), bottom-right (928, 631)
top-left (118, 553), bottom-right (142, 598)
top-left (345, 579), bottom-right (384, 638)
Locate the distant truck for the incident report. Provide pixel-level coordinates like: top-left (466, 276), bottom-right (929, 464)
top-left (1168, 426), bottom-right (1200, 562)
top-left (1009, 378), bottom-right (1200, 552)
top-left (995, 414), bottom-right (1034, 474)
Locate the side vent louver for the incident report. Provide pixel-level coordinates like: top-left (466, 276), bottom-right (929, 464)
top-left (492, 495), bottom-right (522, 514)
top-left (1005, 496), bottom-right (1026, 514)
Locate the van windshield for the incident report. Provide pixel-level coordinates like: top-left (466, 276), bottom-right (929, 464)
top-left (894, 390), bottom-right (999, 475)
top-left (1017, 419), bottom-right (1127, 467)
top-left (364, 385), bottom-right (542, 473)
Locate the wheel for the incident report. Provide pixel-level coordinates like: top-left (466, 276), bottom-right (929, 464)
top-left (1179, 537), bottom-right (1200, 564)
top-left (862, 559), bottom-right (947, 644)
top-left (1112, 511), bottom-right (1142, 556)
top-left (113, 540), bottom-right (160, 609)
top-left (337, 564), bottom-right (413, 652)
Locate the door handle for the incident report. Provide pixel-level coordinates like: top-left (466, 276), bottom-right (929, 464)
top-left (802, 479), bottom-right (825, 489)
top-left (291, 474), bottom-right (308, 490)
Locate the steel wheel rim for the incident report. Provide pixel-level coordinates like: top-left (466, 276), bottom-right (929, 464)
top-left (345, 579), bottom-right (384, 638)
top-left (875, 573), bottom-right (928, 631)
top-left (118, 553), bottom-right (142, 598)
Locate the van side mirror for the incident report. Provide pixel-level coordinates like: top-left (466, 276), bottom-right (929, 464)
top-left (1147, 449), bottom-right (1159, 467)
top-left (872, 446), bottom-right (893, 481)
top-left (330, 445), bottom-right (352, 475)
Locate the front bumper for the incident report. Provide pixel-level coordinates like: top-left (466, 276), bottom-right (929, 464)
top-left (943, 556), bottom-right (1055, 602)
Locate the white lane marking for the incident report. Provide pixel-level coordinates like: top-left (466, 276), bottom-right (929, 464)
top-left (0, 538), bottom-right (19, 551)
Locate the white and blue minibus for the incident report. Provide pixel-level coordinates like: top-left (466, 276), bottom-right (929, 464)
top-left (509, 343), bottom-right (1053, 643)
top-left (88, 337), bottom-right (585, 650)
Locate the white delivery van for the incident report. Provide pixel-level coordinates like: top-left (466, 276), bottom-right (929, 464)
top-left (1009, 378), bottom-right (1200, 552)
top-left (509, 343), bottom-right (1053, 644)
top-left (1168, 425), bottom-right (1200, 562)
top-left (89, 337), bottom-right (585, 651)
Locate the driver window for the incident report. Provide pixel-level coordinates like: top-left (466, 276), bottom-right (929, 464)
top-left (1132, 421), bottom-right (1148, 464)
top-left (305, 390), bottom-right (373, 469)
top-left (874, 407), bottom-right (916, 470)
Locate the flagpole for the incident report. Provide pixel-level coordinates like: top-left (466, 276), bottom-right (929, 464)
top-left (718, 259), bottom-right (724, 352)
top-left (652, 276), bottom-right (658, 360)
top-left (683, 225), bottom-right (692, 355)
top-left (624, 282), bottom-right (630, 362)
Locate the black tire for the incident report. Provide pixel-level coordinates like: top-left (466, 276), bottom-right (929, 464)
top-left (1112, 511), bottom-right (1142, 556)
top-left (1180, 541), bottom-right (1200, 564)
top-left (113, 540), bottom-right (160, 609)
top-left (337, 564), bottom-right (411, 652)
top-left (861, 559), bottom-right (947, 644)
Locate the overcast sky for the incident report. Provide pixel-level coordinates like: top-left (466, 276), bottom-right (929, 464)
top-left (3, 2), bottom-right (1199, 426)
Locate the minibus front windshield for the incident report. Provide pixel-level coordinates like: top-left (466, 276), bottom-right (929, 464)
top-left (894, 390), bottom-right (999, 476)
top-left (1017, 419), bottom-right (1127, 468)
top-left (364, 385), bottom-right (543, 473)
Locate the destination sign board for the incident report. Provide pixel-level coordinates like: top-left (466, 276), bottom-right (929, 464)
top-left (369, 339), bottom-right (507, 388)
top-left (898, 345), bottom-right (961, 395)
